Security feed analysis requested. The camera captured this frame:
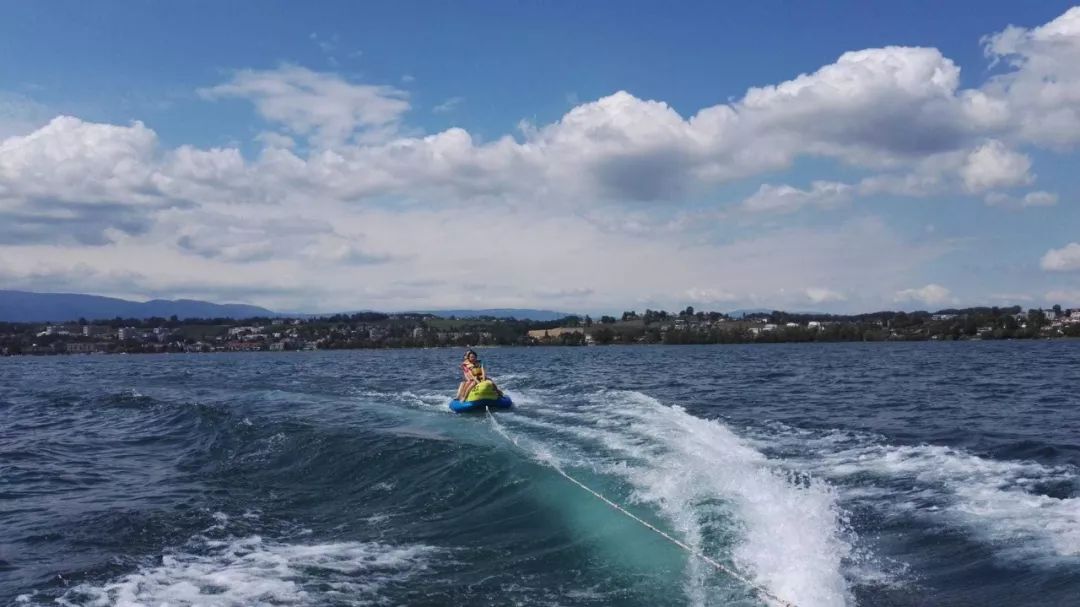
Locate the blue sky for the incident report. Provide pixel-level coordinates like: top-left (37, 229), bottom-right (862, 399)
top-left (1, 2), bottom-right (1079, 313)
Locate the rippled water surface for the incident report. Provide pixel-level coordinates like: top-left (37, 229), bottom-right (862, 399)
top-left (3, 342), bottom-right (1080, 606)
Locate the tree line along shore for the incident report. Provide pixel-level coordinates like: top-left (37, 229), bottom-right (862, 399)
top-left (2, 305), bottom-right (1079, 356)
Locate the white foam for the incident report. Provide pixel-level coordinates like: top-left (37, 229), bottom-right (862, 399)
top-left (746, 421), bottom-right (1080, 563)
top-left (498, 390), bottom-right (853, 607)
top-left (810, 440), bottom-right (1080, 559)
top-left (356, 388), bottom-right (451, 412)
top-left (492, 372), bottom-right (529, 384)
top-left (55, 535), bottom-right (434, 607)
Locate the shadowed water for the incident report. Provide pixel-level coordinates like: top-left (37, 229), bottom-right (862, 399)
top-left (2, 342), bottom-right (1079, 606)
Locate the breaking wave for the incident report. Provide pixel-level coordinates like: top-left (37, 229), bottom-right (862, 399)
top-left (494, 389), bottom-right (855, 607)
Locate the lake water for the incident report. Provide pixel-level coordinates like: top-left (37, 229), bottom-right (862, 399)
top-left (3, 342), bottom-right (1079, 606)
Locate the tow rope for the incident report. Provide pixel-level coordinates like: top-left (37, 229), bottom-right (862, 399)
top-left (486, 411), bottom-right (799, 607)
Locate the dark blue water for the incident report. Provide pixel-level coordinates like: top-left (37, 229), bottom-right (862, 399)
top-left (3, 342), bottom-right (1079, 606)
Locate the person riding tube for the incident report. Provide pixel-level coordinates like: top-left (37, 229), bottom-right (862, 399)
top-left (456, 350), bottom-right (501, 400)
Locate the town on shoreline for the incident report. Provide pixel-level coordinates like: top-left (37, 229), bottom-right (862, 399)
top-left (3, 305), bottom-right (1080, 357)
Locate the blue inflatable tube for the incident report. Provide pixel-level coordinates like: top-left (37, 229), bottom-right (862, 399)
top-left (449, 395), bottom-right (513, 413)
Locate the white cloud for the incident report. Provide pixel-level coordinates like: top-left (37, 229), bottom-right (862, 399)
top-left (166, 211), bottom-right (371, 264)
top-left (805, 288), bottom-right (847, 304)
top-left (255, 131), bottom-right (296, 149)
top-left (432, 96), bottom-right (464, 114)
top-left (1041, 243), bottom-right (1080, 272)
top-left (984, 189), bottom-right (1058, 208)
top-left (0, 208), bottom-right (948, 313)
top-left (685, 288), bottom-right (740, 305)
top-left (1046, 289), bottom-right (1080, 306)
top-left (198, 65), bottom-right (410, 147)
top-left (7, 9), bottom-right (1080, 310)
top-left (733, 47), bottom-right (976, 167)
top-left (12, 9), bottom-right (1079, 216)
top-left (1022, 191), bottom-right (1059, 206)
top-left (186, 44), bottom-right (1031, 206)
top-left (741, 181), bottom-right (852, 214)
top-left (854, 167), bottom-right (950, 198)
top-left (15, 8), bottom-right (1080, 212)
top-left (959, 140), bottom-right (1032, 193)
top-left (0, 251), bottom-right (309, 306)
top-left (0, 116), bottom-right (162, 206)
top-left (982, 7), bottom-right (1080, 146)
top-left (895, 284), bottom-right (955, 307)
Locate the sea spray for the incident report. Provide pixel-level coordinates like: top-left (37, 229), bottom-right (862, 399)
top-left (495, 389), bottom-right (854, 607)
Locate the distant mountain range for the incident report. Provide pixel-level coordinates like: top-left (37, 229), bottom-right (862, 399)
top-left (726, 308), bottom-right (774, 318)
top-left (727, 308), bottom-right (831, 318)
top-left (406, 308), bottom-right (572, 321)
top-left (0, 290), bottom-right (276, 322)
top-left (0, 290), bottom-right (575, 323)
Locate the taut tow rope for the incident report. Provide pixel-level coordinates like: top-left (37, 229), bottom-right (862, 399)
top-left (486, 411), bottom-right (799, 607)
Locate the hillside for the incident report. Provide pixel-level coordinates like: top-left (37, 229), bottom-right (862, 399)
top-left (0, 290), bottom-right (276, 322)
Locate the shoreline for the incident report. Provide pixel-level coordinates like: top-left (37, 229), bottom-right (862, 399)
top-left (5, 336), bottom-right (1076, 358)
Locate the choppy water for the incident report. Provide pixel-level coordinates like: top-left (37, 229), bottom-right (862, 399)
top-left (2, 342), bottom-right (1079, 606)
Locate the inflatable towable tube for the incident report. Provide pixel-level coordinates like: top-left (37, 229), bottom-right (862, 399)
top-left (449, 380), bottom-right (513, 413)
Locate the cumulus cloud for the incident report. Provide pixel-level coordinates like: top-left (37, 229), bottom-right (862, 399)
top-left (982, 7), bottom-right (1080, 146)
top-left (183, 39), bottom-right (1064, 206)
top-left (895, 284), bottom-right (955, 307)
top-left (0, 117), bottom-right (179, 245)
top-left (0, 116), bottom-right (162, 206)
top-left (5, 9), bottom-right (1080, 310)
top-left (959, 140), bottom-right (1032, 192)
top-left (734, 47), bottom-right (978, 165)
top-left (199, 65), bottom-right (410, 146)
top-left (1041, 243), bottom-right (1080, 272)
top-left (180, 17), bottom-right (1078, 208)
top-left (8, 13), bottom-right (1080, 217)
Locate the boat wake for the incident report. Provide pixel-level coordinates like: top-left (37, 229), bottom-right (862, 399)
top-left (490, 389), bottom-right (856, 607)
top-left (747, 423), bottom-right (1080, 564)
top-left (42, 515), bottom-right (435, 607)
